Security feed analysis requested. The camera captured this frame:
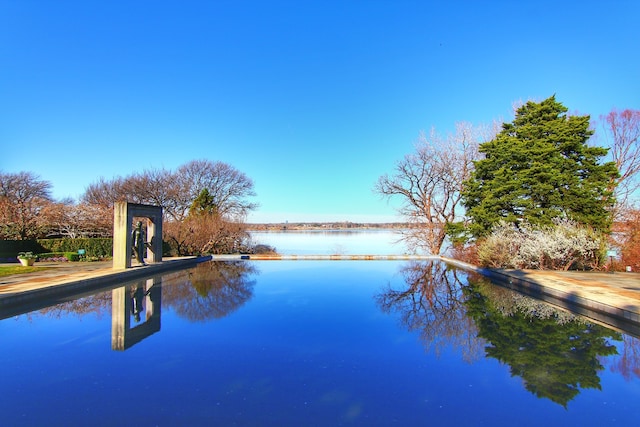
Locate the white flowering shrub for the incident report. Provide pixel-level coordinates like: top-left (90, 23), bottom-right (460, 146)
top-left (476, 221), bottom-right (523, 269)
top-left (477, 219), bottom-right (605, 270)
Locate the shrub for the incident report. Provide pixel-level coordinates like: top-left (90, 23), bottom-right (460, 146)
top-left (252, 244), bottom-right (277, 255)
top-left (37, 238), bottom-right (113, 258)
top-left (64, 252), bottom-right (80, 262)
top-left (37, 253), bottom-right (69, 262)
top-left (0, 240), bottom-right (47, 260)
top-left (476, 222), bottom-right (523, 269)
top-left (36, 252), bottom-right (80, 262)
top-left (477, 219), bottom-right (605, 270)
top-left (17, 251), bottom-right (38, 260)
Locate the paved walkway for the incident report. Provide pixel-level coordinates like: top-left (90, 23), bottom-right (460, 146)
top-left (0, 257), bottom-right (209, 307)
top-left (1, 255), bottom-right (639, 334)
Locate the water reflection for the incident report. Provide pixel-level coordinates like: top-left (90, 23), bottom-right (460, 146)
top-left (464, 275), bottom-right (620, 407)
top-left (109, 261), bottom-right (258, 349)
top-left (9, 261), bottom-right (258, 351)
top-left (11, 257), bottom-right (640, 400)
top-left (377, 261), bottom-right (628, 407)
top-left (162, 261), bottom-right (258, 322)
top-left (375, 260), bottom-right (483, 362)
top-left (111, 278), bottom-right (161, 350)
top-left (610, 335), bottom-right (640, 380)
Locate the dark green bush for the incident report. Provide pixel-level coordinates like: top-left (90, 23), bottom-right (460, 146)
top-left (37, 238), bottom-right (113, 258)
top-left (4, 237), bottom-right (173, 260)
top-left (64, 252), bottom-right (80, 262)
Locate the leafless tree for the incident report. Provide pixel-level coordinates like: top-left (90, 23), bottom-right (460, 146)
top-left (0, 171), bottom-right (53, 239)
top-left (164, 212), bottom-right (249, 255)
top-left (174, 160), bottom-right (257, 220)
top-left (615, 206), bottom-right (640, 271)
top-left (40, 198), bottom-right (83, 238)
top-left (375, 122), bottom-right (490, 254)
top-left (81, 159), bottom-right (257, 223)
top-left (82, 176), bottom-right (129, 207)
top-left (601, 109), bottom-right (640, 211)
top-left (41, 199), bottom-right (113, 238)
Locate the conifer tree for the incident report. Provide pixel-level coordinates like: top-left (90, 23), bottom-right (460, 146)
top-left (462, 96), bottom-right (618, 237)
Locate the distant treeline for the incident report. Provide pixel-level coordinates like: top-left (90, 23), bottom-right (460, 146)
top-left (247, 222), bottom-right (410, 231)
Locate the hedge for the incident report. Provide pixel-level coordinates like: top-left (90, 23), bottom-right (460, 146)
top-left (2, 238), bottom-right (173, 259)
top-left (0, 238), bottom-right (112, 259)
top-left (37, 238), bottom-right (113, 258)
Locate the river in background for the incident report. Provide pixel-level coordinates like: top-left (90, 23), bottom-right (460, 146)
top-left (250, 229), bottom-right (412, 255)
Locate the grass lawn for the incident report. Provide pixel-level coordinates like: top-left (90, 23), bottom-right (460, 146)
top-left (0, 265), bottom-right (50, 277)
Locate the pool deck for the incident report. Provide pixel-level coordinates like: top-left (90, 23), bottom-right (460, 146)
top-left (0, 257), bottom-right (211, 307)
top-left (1, 255), bottom-right (639, 334)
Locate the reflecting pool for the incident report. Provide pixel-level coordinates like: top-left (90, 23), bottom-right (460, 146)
top-left (1, 259), bottom-right (639, 426)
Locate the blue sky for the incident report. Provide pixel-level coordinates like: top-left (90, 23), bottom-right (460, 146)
top-left (1, 0), bottom-right (638, 223)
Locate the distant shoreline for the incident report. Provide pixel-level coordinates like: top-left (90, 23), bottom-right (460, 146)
top-left (247, 222), bottom-right (410, 231)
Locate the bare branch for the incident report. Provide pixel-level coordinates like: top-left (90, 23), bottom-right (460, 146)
top-left (375, 122), bottom-right (488, 253)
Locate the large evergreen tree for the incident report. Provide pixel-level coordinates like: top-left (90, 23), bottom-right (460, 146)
top-left (462, 96), bottom-right (618, 237)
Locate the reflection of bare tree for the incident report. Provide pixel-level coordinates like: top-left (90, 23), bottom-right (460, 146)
top-left (375, 261), bottom-right (484, 362)
top-left (162, 261), bottom-right (258, 322)
top-left (608, 334), bottom-right (640, 380)
top-left (37, 292), bottom-right (112, 319)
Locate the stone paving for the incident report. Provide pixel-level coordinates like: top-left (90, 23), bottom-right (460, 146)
top-left (0, 257), bottom-right (209, 308)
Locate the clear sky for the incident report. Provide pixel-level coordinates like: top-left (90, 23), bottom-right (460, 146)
top-left (1, 0), bottom-right (639, 223)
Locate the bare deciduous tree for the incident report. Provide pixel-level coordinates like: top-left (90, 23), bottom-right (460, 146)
top-left (601, 109), bottom-right (640, 210)
top-left (81, 159), bottom-right (257, 223)
top-left (82, 176), bottom-right (129, 207)
top-left (41, 200), bottom-right (113, 238)
top-left (0, 171), bottom-right (53, 239)
top-left (616, 206), bottom-right (640, 271)
top-left (80, 160), bottom-right (257, 255)
top-left (175, 160), bottom-right (257, 220)
top-left (375, 122), bottom-right (489, 254)
top-left (164, 212), bottom-right (249, 255)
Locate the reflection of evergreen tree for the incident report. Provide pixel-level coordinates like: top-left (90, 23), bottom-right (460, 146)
top-left (463, 277), bottom-right (621, 407)
top-left (162, 261), bottom-right (257, 322)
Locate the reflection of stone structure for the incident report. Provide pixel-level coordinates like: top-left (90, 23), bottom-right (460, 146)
top-left (113, 202), bottom-right (163, 269)
top-left (111, 278), bottom-right (162, 351)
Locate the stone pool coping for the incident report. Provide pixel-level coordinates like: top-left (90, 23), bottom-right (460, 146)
top-left (0, 256), bottom-right (212, 312)
top-left (444, 257), bottom-right (640, 336)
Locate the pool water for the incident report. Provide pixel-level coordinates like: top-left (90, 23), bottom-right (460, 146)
top-left (1, 259), bottom-right (639, 426)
